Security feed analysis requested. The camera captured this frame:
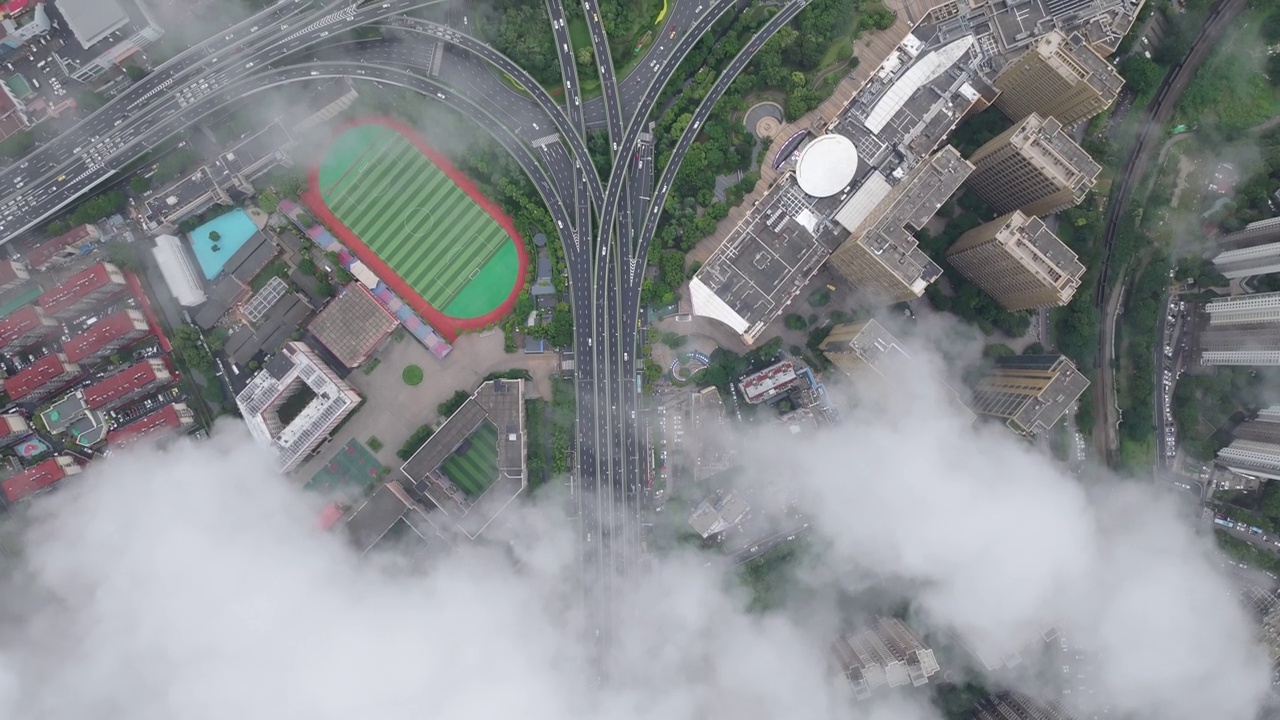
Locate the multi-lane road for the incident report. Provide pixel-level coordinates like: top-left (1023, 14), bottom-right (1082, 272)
top-left (0, 0), bottom-right (810, 667)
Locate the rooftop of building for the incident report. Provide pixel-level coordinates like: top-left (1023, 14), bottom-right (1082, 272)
top-left (307, 283), bottom-right (397, 368)
top-left (1, 455), bottom-right (76, 503)
top-left (56, 0), bottom-right (129, 48)
top-left (400, 379), bottom-right (526, 538)
top-left (61, 309), bottom-right (148, 363)
top-left (343, 480), bottom-right (445, 556)
top-left (19, 223), bottom-right (98, 269)
top-left (191, 231), bottom-right (277, 330)
top-left (0, 303), bottom-right (49, 344)
top-left (107, 402), bottom-right (191, 447)
top-left (740, 360), bottom-right (798, 402)
top-left (981, 354), bottom-right (1090, 434)
top-left (821, 319), bottom-right (910, 374)
top-left (223, 292), bottom-right (313, 368)
top-left (688, 491), bottom-right (751, 538)
top-left (81, 358), bottom-right (168, 409)
top-left (6, 353), bottom-right (76, 400)
top-left (39, 391), bottom-right (88, 435)
top-left (38, 261), bottom-right (125, 316)
top-left (996, 113), bottom-right (1101, 185)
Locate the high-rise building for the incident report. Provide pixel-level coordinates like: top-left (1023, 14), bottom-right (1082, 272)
top-left (1217, 216), bottom-right (1280, 252)
top-left (37, 262), bottom-right (128, 320)
top-left (827, 146), bottom-right (973, 303)
top-left (946, 211), bottom-right (1084, 310)
top-left (5, 353), bottom-right (82, 403)
top-left (819, 320), bottom-right (976, 423)
top-left (831, 617), bottom-right (941, 699)
top-left (993, 30), bottom-right (1124, 128)
top-left (1213, 240), bottom-right (1280, 279)
top-left (971, 355), bottom-right (1090, 435)
top-left (974, 692), bottom-right (1075, 720)
top-left (1217, 407), bottom-right (1280, 481)
top-left (236, 342), bottom-right (362, 472)
top-left (965, 114), bottom-right (1101, 217)
top-left (62, 309), bottom-right (150, 364)
top-left (1197, 293), bottom-right (1280, 366)
top-left (739, 360), bottom-right (799, 404)
top-left (0, 304), bottom-right (59, 353)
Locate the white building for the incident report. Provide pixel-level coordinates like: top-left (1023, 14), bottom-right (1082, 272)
top-left (55, 0), bottom-right (164, 83)
top-left (236, 342), bottom-right (362, 472)
top-left (1199, 292), bottom-right (1280, 366)
top-left (151, 234), bottom-right (207, 306)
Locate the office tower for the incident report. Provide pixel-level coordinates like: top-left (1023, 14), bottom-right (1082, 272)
top-left (1213, 240), bottom-right (1280, 279)
top-left (970, 355), bottom-right (1090, 435)
top-left (820, 320), bottom-right (977, 423)
top-left (827, 146), bottom-right (973, 304)
top-left (973, 691), bottom-right (1074, 720)
top-left (993, 30), bottom-right (1124, 127)
top-left (1217, 406), bottom-right (1280, 481)
top-left (1217, 216), bottom-right (1280, 252)
top-left (965, 114), bottom-right (1101, 217)
top-left (946, 211), bottom-right (1085, 310)
top-left (831, 617), bottom-right (941, 699)
top-left (1197, 293), bottom-right (1280, 366)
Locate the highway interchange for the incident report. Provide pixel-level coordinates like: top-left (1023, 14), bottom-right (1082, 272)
top-left (0, 0), bottom-right (810, 667)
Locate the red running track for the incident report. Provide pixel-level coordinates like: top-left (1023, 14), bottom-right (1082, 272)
top-left (302, 116), bottom-right (528, 342)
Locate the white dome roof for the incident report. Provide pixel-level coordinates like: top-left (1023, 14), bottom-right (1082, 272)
top-left (795, 134), bottom-right (858, 198)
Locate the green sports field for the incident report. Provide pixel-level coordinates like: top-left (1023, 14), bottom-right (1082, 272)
top-left (441, 421), bottom-right (499, 498)
top-left (317, 124), bottom-right (519, 319)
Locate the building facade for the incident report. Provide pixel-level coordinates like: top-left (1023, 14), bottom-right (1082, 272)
top-left (970, 355), bottom-right (1089, 435)
top-left (972, 691), bottom-right (1074, 720)
top-left (993, 30), bottom-right (1123, 127)
top-left (946, 211), bottom-right (1084, 310)
top-left (1213, 241), bottom-right (1280, 280)
top-left (1217, 216), bottom-right (1280, 252)
top-left (965, 114), bottom-right (1101, 217)
top-left (236, 342), bottom-right (362, 472)
top-left (1217, 407), bottom-right (1280, 481)
top-left (819, 319), bottom-right (911, 379)
top-left (831, 617), bottom-right (941, 699)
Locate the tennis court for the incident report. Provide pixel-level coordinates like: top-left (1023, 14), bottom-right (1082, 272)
top-left (440, 421), bottom-right (499, 498)
top-left (314, 122), bottom-right (521, 321)
top-left (306, 439), bottom-right (383, 500)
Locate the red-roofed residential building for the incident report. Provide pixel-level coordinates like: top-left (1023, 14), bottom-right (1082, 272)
top-left (82, 358), bottom-right (172, 412)
top-left (0, 258), bottom-right (30, 294)
top-left (62, 309), bottom-right (149, 364)
top-left (2, 456), bottom-right (81, 505)
top-left (108, 402), bottom-right (195, 449)
top-left (0, 413), bottom-right (29, 447)
top-left (5, 353), bottom-right (81, 402)
top-left (37, 261), bottom-right (126, 319)
top-left (22, 224), bottom-right (101, 271)
top-left (0, 304), bottom-right (57, 353)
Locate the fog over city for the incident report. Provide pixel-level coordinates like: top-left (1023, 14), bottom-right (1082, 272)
top-left (0, 329), bottom-right (1267, 720)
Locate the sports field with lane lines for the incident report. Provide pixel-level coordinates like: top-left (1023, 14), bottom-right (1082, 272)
top-left (440, 421), bottom-right (499, 498)
top-left (315, 123), bottom-right (520, 320)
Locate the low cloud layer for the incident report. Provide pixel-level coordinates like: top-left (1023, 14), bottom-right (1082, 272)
top-left (0, 347), bottom-right (1270, 720)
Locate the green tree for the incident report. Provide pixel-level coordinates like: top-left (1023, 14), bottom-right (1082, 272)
top-left (258, 189), bottom-right (279, 213)
top-left (124, 65), bottom-right (148, 82)
top-left (576, 46), bottom-right (593, 68)
top-left (1118, 54), bottom-right (1162, 95)
top-left (129, 175), bottom-right (150, 195)
top-left (0, 130), bottom-right (34, 159)
top-left (208, 230), bottom-right (221, 242)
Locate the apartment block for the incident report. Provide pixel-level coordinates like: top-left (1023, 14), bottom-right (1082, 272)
top-left (946, 211), bottom-right (1084, 310)
top-left (1217, 216), bottom-right (1280, 252)
top-left (22, 224), bottom-right (100, 271)
top-left (5, 353), bottom-right (82, 402)
top-left (1217, 407), bottom-right (1280, 481)
top-left (1213, 240), bottom-right (1280, 279)
top-left (965, 114), bottom-right (1101, 217)
top-left (107, 403), bottom-right (196, 449)
top-left (0, 413), bottom-right (30, 447)
top-left (831, 617), bottom-right (941, 699)
top-left (993, 30), bottom-right (1124, 127)
top-left (827, 146), bottom-right (973, 304)
top-left (1197, 293), bottom-right (1280, 366)
top-left (970, 355), bottom-right (1089, 435)
top-left (0, 258), bottom-right (30, 294)
top-left (82, 358), bottom-right (173, 412)
top-left (0, 304), bottom-right (59, 353)
top-left (62, 310), bottom-right (150, 365)
top-left (1, 455), bottom-right (81, 505)
top-left (973, 691), bottom-right (1074, 720)
top-left (37, 262), bottom-right (128, 320)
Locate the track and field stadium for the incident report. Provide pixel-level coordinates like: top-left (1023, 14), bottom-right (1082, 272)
top-left (303, 117), bottom-right (527, 339)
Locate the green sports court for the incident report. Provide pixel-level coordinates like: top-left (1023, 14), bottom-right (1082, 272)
top-left (314, 121), bottom-right (524, 323)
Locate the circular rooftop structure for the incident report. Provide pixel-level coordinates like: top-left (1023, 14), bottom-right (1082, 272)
top-left (795, 134), bottom-right (858, 198)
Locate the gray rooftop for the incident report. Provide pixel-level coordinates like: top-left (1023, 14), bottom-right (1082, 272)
top-left (225, 293), bottom-right (314, 367)
top-left (308, 284), bottom-right (397, 368)
top-left (57, 0), bottom-right (130, 49)
top-left (344, 481), bottom-right (437, 556)
top-left (40, 392), bottom-right (89, 435)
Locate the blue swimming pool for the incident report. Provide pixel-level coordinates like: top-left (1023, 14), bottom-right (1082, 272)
top-left (189, 209), bottom-right (258, 279)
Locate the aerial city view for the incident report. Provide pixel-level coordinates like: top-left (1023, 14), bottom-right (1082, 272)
top-left (1, 0), bottom-right (1280, 717)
